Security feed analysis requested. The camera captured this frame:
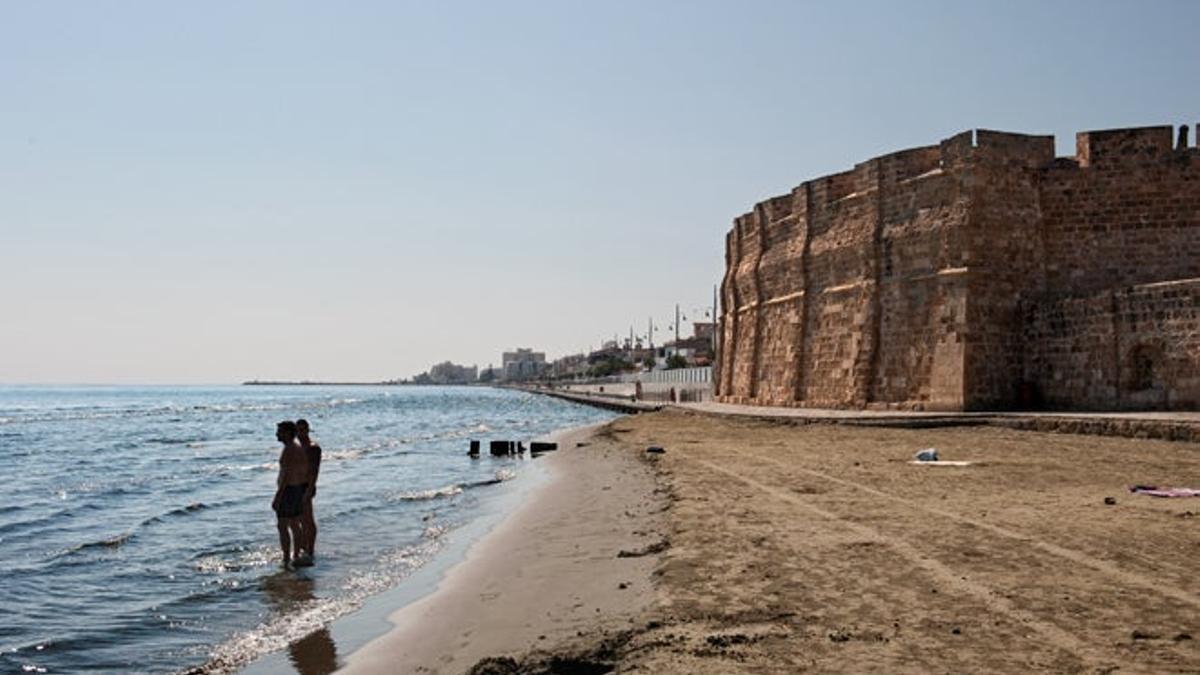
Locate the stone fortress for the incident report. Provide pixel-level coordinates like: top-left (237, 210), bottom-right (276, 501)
top-left (714, 124), bottom-right (1199, 411)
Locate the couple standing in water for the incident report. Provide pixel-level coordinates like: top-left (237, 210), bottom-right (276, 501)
top-left (273, 419), bottom-right (323, 568)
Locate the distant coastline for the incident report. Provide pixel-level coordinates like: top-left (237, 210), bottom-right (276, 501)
top-left (241, 380), bottom-right (404, 386)
top-left (241, 380), bottom-right (481, 386)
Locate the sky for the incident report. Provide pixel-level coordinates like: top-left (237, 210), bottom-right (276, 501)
top-left (2, 0), bottom-right (1198, 384)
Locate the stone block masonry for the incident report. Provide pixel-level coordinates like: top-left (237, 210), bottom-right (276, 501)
top-left (715, 125), bottom-right (1200, 411)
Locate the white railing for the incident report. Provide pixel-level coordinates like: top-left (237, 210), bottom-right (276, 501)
top-left (618, 366), bottom-right (712, 385)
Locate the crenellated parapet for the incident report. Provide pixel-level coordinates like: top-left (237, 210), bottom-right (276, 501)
top-left (1075, 125), bottom-right (1176, 168)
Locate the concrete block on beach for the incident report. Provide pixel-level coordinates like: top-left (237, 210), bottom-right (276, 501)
top-left (530, 442), bottom-right (557, 453)
top-left (489, 440), bottom-right (515, 456)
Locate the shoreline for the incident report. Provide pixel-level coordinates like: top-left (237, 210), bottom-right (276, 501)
top-left (239, 416), bottom-right (659, 675)
top-left (237, 419), bottom-right (629, 675)
top-left (332, 419), bottom-right (665, 673)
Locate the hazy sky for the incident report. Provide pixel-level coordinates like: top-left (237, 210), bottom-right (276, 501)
top-left (3, 1), bottom-right (1198, 384)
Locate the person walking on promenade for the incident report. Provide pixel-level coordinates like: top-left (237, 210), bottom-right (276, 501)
top-left (272, 421), bottom-right (309, 569)
top-left (296, 418), bottom-right (323, 565)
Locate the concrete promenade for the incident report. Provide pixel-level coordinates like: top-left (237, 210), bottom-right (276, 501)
top-left (681, 400), bottom-right (1200, 423)
top-left (517, 386), bottom-right (662, 414)
top-left (677, 401), bottom-right (1200, 441)
top-left (517, 385), bottom-right (1200, 442)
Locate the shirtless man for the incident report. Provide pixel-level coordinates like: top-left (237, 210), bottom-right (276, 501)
top-left (271, 421), bottom-right (309, 569)
top-left (296, 418), bottom-right (322, 562)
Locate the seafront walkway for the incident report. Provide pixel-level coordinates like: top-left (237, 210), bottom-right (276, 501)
top-left (516, 385), bottom-right (1200, 442)
top-left (676, 401), bottom-right (1200, 441)
top-left (681, 400), bottom-right (1200, 422)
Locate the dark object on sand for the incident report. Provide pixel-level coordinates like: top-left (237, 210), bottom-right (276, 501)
top-left (469, 440), bottom-right (480, 457)
top-left (466, 656), bottom-right (519, 675)
top-left (530, 442), bottom-right (558, 453)
top-left (646, 446), bottom-right (665, 454)
top-left (490, 440), bottom-right (515, 456)
top-left (1104, 496), bottom-right (1117, 505)
top-left (617, 539), bottom-right (669, 557)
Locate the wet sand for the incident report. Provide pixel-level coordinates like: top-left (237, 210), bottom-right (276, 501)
top-left (336, 424), bottom-right (667, 674)
top-left (338, 408), bottom-right (1200, 674)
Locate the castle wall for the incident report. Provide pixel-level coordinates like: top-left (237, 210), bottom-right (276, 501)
top-left (715, 230), bottom-right (737, 397)
top-left (872, 145), bottom-right (969, 409)
top-left (1024, 279), bottom-right (1200, 410)
top-left (726, 214), bottom-right (762, 400)
top-left (715, 143), bottom-right (974, 409)
top-left (751, 191), bottom-right (806, 405)
top-left (959, 130), bottom-right (1055, 409)
top-left (798, 168), bottom-right (879, 407)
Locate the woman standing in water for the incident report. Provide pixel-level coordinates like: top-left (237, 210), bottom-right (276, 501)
top-left (296, 418), bottom-right (323, 565)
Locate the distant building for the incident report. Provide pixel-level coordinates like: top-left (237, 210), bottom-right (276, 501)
top-left (691, 322), bottom-right (716, 340)
top-left (427, 361), bottom-right (478, 385)
top-left (586, 345), bottom-right (627, 365)
top-left (550, 353), bottom-right (589, 379)
top-left (501, 348), bottom-right (547, 381)
top-left (656, 323), bottom-right (716, 368)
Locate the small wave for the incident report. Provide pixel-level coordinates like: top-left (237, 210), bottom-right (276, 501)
top-left (191, 403), bottom-right (290, 413)
top-left (317, 438), bottom-right (408, 464)
top-left (60, 474), bottom-right (156, 497)
top-left (214, 462), bottom-right (274, 473)
top-left (325, 448), bottom-right (362, 462)
top-left (422, 522), bottom-right (451, 539)
top-left (464, 478), bottom-right (503, 488)
top-left (0, 511), bottom-right (67, 538)
top-left (147, 436), bottom-right (200, 446)
top-left (167, 502), bottom-right (209, 517)
top-left (389, 484), bottom-right (463, 502)
top-left (130, 500), bottom-right (215, 533)
top-left (89, 533), bottom-right (132, 549)
top-left (55, 531), bottom-right (133, 558)
top-left (387, 468), bottom-right (516, 503)
top-left (42, 499), bottom-right (214, 562)
top-left (0, 404), bottom-right (194, 426)
top-left (193, 545), bottom-right (277, 575)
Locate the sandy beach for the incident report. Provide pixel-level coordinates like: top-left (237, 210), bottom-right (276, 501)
top-left (335, 408), bottom-right (1200, 674)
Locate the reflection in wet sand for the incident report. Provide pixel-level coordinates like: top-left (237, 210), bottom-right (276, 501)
top-left (262, 573), bottom-right (339, 675)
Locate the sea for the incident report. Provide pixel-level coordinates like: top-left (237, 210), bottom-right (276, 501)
top-left (0, 385), bottom-right (615, 674)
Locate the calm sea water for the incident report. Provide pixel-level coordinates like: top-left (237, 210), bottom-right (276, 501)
top-left (0, 385), bottom-right (614, 674)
